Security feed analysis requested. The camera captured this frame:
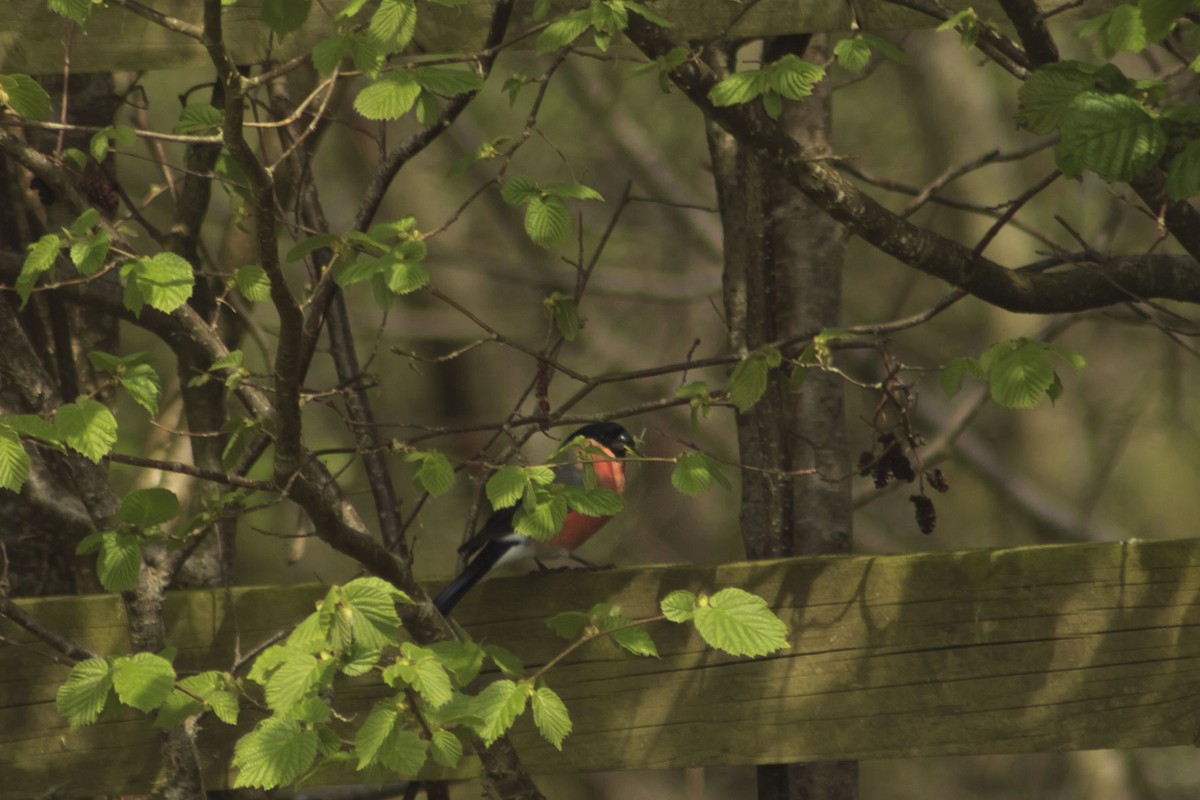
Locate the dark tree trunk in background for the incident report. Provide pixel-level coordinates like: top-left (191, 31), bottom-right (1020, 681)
top-left (706, 35), bottom-right (855, 800)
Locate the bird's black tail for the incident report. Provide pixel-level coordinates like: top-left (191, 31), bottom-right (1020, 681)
top-left (433, 540), bottom-right (510, 616)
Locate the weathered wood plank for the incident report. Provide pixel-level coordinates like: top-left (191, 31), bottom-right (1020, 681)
top-left (3, 537), bottom-right (1199, 796)
top-left (1, 0), bottom-right (1118, 75)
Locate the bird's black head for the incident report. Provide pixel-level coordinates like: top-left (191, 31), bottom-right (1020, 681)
top-left (567, 421), bottom-right (635, 457)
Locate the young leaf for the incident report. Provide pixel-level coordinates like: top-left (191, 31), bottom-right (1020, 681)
top-left (531, 685), bottom-right (572, 750)
top-left (726, 353), bottom-right (773, 412)
top-left (17, 233), bottom-right (61, 306)
top-left (544, 291), bottom-right (582, 341)
top-left (0, 426), bottom-right (31, 493)
top-left (337, 577), bottom-right (407, 648)
top-left (513, 492), bottom-right (569, 539)
top-left (122, 252), bottom-right (196, 315)
top-left (261, 0), bottom-right (312, 37)
top-left (483, 643), bottom-right (525, 678)
top-left (111, 652), bottom-right (176, 712)
top-left (369, 0), bottom-right (417, 47)
top-left (671, 451), bottom-right (731, 495)
top-left (543, 182), bottom-right (604, 201)
top-left (70, 232), bottom-right (112, 276)
top-left (546, 610), bottom-right (590, 641)
top-left (56, 658), bottom-right (114, 728)
top-left (57, 399), bottom-right (118, 463)
top-left (312, 34), bottom-right (352, 74)
top-left (940, 356), bottom-right (985, 398)
top-left (232, 716), bottom-right (320, 789)
top-left (416, 65), bottom-right (484, 95)
top-left (48, 0), bottom-right (92, 24)
top-left (264, 650), bottom-right (323, 713)
top-left (501, 175), bottom-right (541, 206)
top-left (524, 195), bottom-right (571, 247)
top-left (536, 10), bottom-right (592, 53)
top-left (601, 615), bottom-right (658, 657)
top-left (709, 71), bottom-right (766, 106)
top-left (1166, 139), bottom-right (1200, 199)
top-left (429, 728), bottom-right (463, 768)
top-left (174, 104), bottom-right (222, 135)
top-left (661, 590), bottom-right (697, 622)
top-left (1016, 61), bottom-right (1102, 134)
top-left (405, 449), bottom-right (456, 496)
top-left (0, 74), bottom-right (53, 119)
top-left (834, 36), bottom-right (872, 72)
top-left (471, 679), bottom-right (531, 745)
top-left (354, 72), bottom-right (423, 120)
top-left (117, 487), bottom-right (181, 528)
top-left (429, 640), bottom-right (486, 686)
top-left (1055, 91), bottom-right (1165, 181)
top-left (691, 588), bottom-right (789, 657)
top-left (233, 265), bottom-right (272, 302)
top-left (562, 485), bottom-right (624, 516)
top-left (984, 342), bottom-right (1056, 408)
top-left (487, 465), bottom-right (528, 509)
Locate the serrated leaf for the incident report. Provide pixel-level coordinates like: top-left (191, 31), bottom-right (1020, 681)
top-left (769, 55), bottom-right (824, 100)
top-left (524, 195), bottom-right (570, 247)
top-left (0, 427), bottom-right (31, 492)
top-left (536, 10), bottom-right (592, 53)
top-left (70, 232), bottom-right (111, 276)
top-left (381, 256), bottom-right (429, 295)
top-left (57, 399), bottom-right (117, 463)
top-left (531, 685), bottom-right (572, 750)
top-left (727, 354), bottom-right (772, 412)
top-left (562, 485), bottom-right (624, 516)
top-left (379, 727), bottom-right (427, 775)
top-left (312, 34), bottom-right (351, 74)
top-left (406, 449), bottom-right (455, 496)
top-left (513, 492), bottom-right (569, 539)
top-left (429, 640), bottom-right (485, 686)
top-left (692, 588), bottom-right (789, 657)
top-left (834, 36), bottom-right (872, 72)
top-left (174, 104), bottom-right (222, 135)
top-left (48, 0), bottom-right (92, 24)
top-left (486, 465), bottom-right (527, 509)
top-left (354, 72), bottom-right (422, 120)
top-left (604, 619), bottom-right (658, 657)
top-left (543, 182), bottom-right (604, 201)
top-left (709, 70), bottom-right (767, 106)
top-left (398, 642), bottom-right (453, 707)
top-left (369, 0), bottom-right (417, 48)
top-left (56, 658), bottom-right (113, 728)
top-left (232, 717), bottom-right (319, 789)
top-left (1166, 139), bottom-right (1200, 199)
top-left (416, 65), bottom-right (483, 96)
top-left (355, 702), bottom-right (399, 768)
top-left (671, 451), bottom-right (731, 495)
top-left (860, 32), bottom-right (910, 64)
top-left (233, 265), bottom-right (272, 302)
top-left (123, 252), bottom-right (195, 315)
top-left (546, 610), bottom-right (589, 641)
top-left (1017, 61), bottom-right (1103, 134)
top-left (1141, 0), bottom-right (1193, 42)
top-left (117, 487), bottom-right (180, 528)
top-left (111, 652), bottom-right (176, 712)
top-left (1056, 91), bottom-right (1165, 181)
top-left (264, 650), bottom-right (322, 713)
top-left (661, 590), bottom-right (697, 622)
top-left (544, 292), bottom-right (582, 341)
top-left (429, 729), bottom-right (463, 767)
top-left (501, 176), bottom-right (540, 206)
top-left (484, 644), bottom-right (524, 678)
top-left (261, 0), bottom-right (311, 37)
top-left (69, 208), bottom-right (101, 236)
top-left (985, 342), bottom-right (1056, 408)
top-left (0, 74), bottom-right (53, 119)
top-left (3, 413), bottom-right (56, 441)
top-left (940, 356), bottom-right (985, 398)
top-left (17, 234), bottom-right (61, 306)
top-left (471, 680), bottom-right (530, 745)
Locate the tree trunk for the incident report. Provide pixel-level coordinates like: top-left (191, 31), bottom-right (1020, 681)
top-left (705, 34), bottom-right (855, 800)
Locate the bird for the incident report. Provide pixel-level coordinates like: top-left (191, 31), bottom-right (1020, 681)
top-left (433, 421), bottom-right (636, 616)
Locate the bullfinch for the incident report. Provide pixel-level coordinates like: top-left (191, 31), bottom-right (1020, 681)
top-left (433, 422), bottom-right (635, 615)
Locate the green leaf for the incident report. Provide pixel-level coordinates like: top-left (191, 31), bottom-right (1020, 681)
top-left (416, 65), bottom-right (484, 96)
top-left (544, 291), bottom-right (582, 341)
top-left (0, 74), bottom-right (53, 119)
top-left (484, 643), bottom-right (525, 678)
top-left (602, 616), bottom-right (658, 657)
top-left (68, 208), bottom-right (101, 236)
top-left (396, 642), bottom-right (454, 707)
top-left (117, 487), bottom-right (180, 528)
top-left (536, 9), bottom-right (592, 53)
top-left (355, 702), bottom-right (399, 768)
top-left (834, 36), bottom-right (872, 72)
top-left (91, 532), bottom-right (142, 591)
top-left (546, 610), bottom-right (589, 641)
top-left (768, 55), bottom-right (825, 100)
top-left (264, 650), bottom-right (323, 713)
top-left (69, 232), bottom-right (112, 276)
top-left (471, 680), bottom-right (530, 745)
top-left (368, 0), bottom-right (417, 48)
top-left (670, 451), bottom-right (731, 495)
top-left (57, 399), bottom-right (117, 463)
top-left (727, 351), bottom-right (777, 412)
top-left (233, 265), bottom-right (272, 302)
top-left (261, 0), bottom-right (312, 37)
top-left (691, 588), bottom-right (789, 657)
top-left (1017, 61), bottom-right (1103, 134)
top-left (337, 576), bottom-right (408, 648)
top-left (486, 465), bottom-right (528, 509)
top-left (562, 485), bottom-right (624, 516)
top-left (350, 31), bottom-right (386, 78)
top-left (3, 414), bottom-right (56, 441)
top-left (380, 726), bottom-right (427, 775)
top-left (860, 32), bottom-right (910, 64)
top-left (429, 640), bottom-right (486, 686)
top-left (111, 652), bottom-right (176, 712)
top-left (122, 252), bottom-right (196, 315)
top-left (543, 182), bottom-right (604, 201)
top-left (232, 716), bottom-right (319, 789)
top-left (174, 104), bottom-right (222, 135)
top-left (709, 70), bottom-right (766, 107)
top-left (1056, 91), bottom-right (1165, 181)
top-left (0, 427), bottom-right (31, 492)
top-left (513, 492), bottom-right (569, 539)
top-left (429, 729), bottom-right (463, 768)
top-left (940, 356), bottom-right (985, 398)
top-left (983, 340), bottom-right (1056, 408)
top-left (380, 255), bottom-right (430, 295)
top-left (1140, 0), bottom-right (1193, 42)
top-left (405, 449), bottom-right (456, 496)
top-left (17, 234), bottom-right (62, 307)
top-left (531, 685), bottom-right (572, 750)
top-left (56, 658), bottom-right (114, 728)
top-left (524, 195), bottom-right (571, 247)
top-left (661, 590), bottom-right (696, 622)
top-left (1166, 139), bottom-right (1200, 199)
top-left (48, 0), bottom-right (92, 24)
top-left (354, 72), bottom-right (422, 120)
top-left (157, 672), bottom-right (237, 728)
top-left (501, 176), bottom-right (540, 206)
top-left (1077, 4), bottom-right (1147, 56)
top-left (312, 34), bottom-right (351, 74)
top-left (1045, 342), bottom-right (1088, 370)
